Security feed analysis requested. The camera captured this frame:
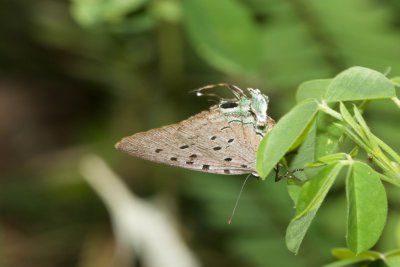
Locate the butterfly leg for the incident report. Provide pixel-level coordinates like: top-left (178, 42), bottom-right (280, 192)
top-left (274, 163), bottom-right (282, 182)
top-left (274, 163), bottom-right (304, 182)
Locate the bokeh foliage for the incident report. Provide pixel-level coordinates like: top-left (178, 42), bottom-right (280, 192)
top-left (0, 0), bottom-right (399, 266)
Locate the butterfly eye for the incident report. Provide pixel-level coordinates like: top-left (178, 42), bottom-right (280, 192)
top-left (220, 102), bottom-right (238, 109)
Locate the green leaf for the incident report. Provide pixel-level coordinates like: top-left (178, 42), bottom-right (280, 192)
top-left (286, 163), bottom-right (343, 253)
top-left (373, 135), bottom-right (400, 164)
top-left (182, 0), bottom-right (262, 74)
top-left (337, 104), bottom-right (373, 153)
top-left (349, 146), bottom-right (359, 158)
top-left (353, 106), bottom-right (380, 150)
top-left (339, 103), bottom-right (365, 140)
top-left (346, 162), bottom-right (388, 254)
top-left (315, 105), bottom-right (344, 158)
top-left (71, 0), bottom-right (148, 27)
top-left (331, 248), bottom-right (381, 261)
top-left (352, 106), bottom-right (369, 132)
top-left (287, 180), bottom-right (302, 206)
top-left (322, 258), bottom-right (372, 267)
top-left (287, 122), bottom-right (318, 203)
top-left (324, 66), bottom-right (396, 102)
top-left (377, 171), bottom-right (400, 187)
top-left (392, 77), bottom-right (400, 87)
top-left (296, 79), bottom-right (331, 102)
top-left (257, 101), bottom-right (319, 179)
top-left (295, 163), bottom-right (343, 218)
top-left (285, 209), bottom-right (317, 254)
top-left (334, 123), bottom-right (368, 151)
top-left (289, 121), bottom-right (317, 176)
top-left (385, 255), bottom-right (400, 267)
top-left (151, 0), bottom-right (182, 23)
top-left (324, 248), bottom-right (380, 267)
top-left (384, 250), bottom-right (400, 267)
top-left (310, 153), bottom-right (347, 166)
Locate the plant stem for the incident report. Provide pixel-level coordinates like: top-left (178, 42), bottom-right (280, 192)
top-left (319, 101), bottom-right (400, 185)
top-left (391, 97), bottom-right (400, 108)
top-left (318, 101), bottom-right (343, 121)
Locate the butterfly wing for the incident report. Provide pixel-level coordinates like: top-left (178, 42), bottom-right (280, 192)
top-left (116, 106), bottom-right (274, 175)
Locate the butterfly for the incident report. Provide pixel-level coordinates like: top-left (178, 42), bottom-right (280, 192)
top-left (115, 83), bottom-right (275, 176)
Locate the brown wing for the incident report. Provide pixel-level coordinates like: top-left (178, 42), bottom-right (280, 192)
top-left (115, 106), bottom-right (275, 175)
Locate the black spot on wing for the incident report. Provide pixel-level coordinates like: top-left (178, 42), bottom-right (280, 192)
top-left (213, 146), bottom-right (222, 151)
top-left (180, 145), bottom-right (189, 149)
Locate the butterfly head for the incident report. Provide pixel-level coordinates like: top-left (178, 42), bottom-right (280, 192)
top-left (248, 88), bottom-right (269, 128)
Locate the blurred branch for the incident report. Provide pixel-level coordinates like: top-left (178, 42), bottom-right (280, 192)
top-left (79, 154), bottom-right (200, 267)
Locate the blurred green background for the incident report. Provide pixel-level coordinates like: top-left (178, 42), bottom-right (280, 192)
top-left (1, 0), bottom-right (399, 266)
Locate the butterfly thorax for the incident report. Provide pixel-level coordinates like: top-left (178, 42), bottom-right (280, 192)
top-left (218, 88), bottom-right (271, 136)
